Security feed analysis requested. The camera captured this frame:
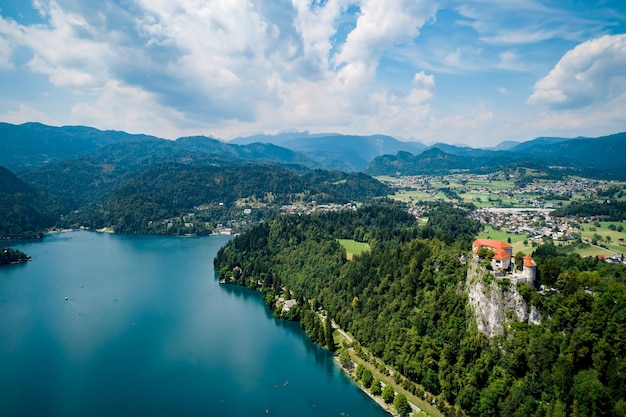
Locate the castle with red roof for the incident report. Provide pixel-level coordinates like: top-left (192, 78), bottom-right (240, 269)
top-left (472, 239), bottom-right (536, 287)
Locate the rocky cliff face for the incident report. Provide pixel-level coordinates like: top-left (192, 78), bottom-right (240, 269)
top-left (466, 257), bottom-right (541, 338)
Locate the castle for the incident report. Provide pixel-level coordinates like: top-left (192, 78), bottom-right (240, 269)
top-left (472, 239), bottom-right (536, 287)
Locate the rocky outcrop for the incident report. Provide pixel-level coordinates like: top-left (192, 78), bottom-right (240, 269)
top-left (466, 257), bottom-right (541, 338)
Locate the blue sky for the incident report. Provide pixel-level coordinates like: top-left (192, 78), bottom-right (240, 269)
top-left (0, 0), bottom-right (625, 147)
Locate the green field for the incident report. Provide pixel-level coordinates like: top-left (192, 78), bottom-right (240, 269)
top-left (338, 239), bottom-right (371, 260)
top-left (579, 221), bottom-right (626, 255)
top-left (391, 190), bottom-right (443, 203)
top-left (475, 225), bottom-right (533, 254)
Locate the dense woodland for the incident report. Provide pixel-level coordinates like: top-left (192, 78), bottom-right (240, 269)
top-left (61, 164), bottom-right (389, 234)
top-left (215, 204), bottom-right (626, 417)
top-left (1, 157), bottom-right (390, 237)
top-left (0, 166), bottom-right (59, 239)
top-left (551, 201), bottom-right (626, 221)
top-left (0, 247), bottom-right (30, 265)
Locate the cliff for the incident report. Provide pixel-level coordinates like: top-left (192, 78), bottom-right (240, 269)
top-left (466, 257), bottom-right (541, 338)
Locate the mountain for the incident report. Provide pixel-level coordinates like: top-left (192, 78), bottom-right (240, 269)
top-left (483, 140), bottom-right (521, 151)
top-left (229, 130), bottom-right (331, 146)
top-left (18, 138), bottom-right (239, 210)
top-left (0, 122), bottom-right (157, 173)
top-left (366, 132), bottom-right (626, 178)
top-left (0, 166), bottom-right (59, 238)
top-left (176, 136), bottom-right (318, 168)
top-left (509, 132), bottom-right (626, 174)
top-left (366, 147), bottom-right (543, 176)
top-left (509, 135), bottom-right (586, 152)
top-left (72, 163), bottom-right (390, 234)
top-left (231, 132), bottom-right (427, 171)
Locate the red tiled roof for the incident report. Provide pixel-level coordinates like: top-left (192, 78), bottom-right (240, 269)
top-left (523, 254), bottom-right (535, 267)
top-left (473, 239), bottom-right (512, 250)
top-left (492, 248), bottom-right (511, 260)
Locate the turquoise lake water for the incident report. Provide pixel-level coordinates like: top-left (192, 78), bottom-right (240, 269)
top-left (0, 231), bottom-right (389, 417)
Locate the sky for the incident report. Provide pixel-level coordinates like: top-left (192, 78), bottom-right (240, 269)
top-left (0, 0), bottom-right (625, 147)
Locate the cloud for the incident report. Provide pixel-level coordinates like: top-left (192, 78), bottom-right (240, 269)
top-left (1, 0), bottom-right (622, 146)
top-left (0, 36), bottom-right (14, 70)
top-left (0, 104), bottom-right (59, 125)
top-left (335, 0), bottom-right (435, 64)
top-left (69, 80), bottom-right (190, 138)
top-left (528, 34), bottom-right (626, 109)
top-left (497, 50), bottom-right (525, 70)
top-left (334, 0), bottom-right (435, 84)
top-left (0, 1), bottom-right (117, 90)
top-left (422, 105), bottom-right (495, 146)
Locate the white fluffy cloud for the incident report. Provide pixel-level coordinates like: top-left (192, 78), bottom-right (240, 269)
top-left (0, 0), bottom-right (623, 145)
top-left (334, 0), bottom-right (435, 82)
top-left (528, 34), bottom-right (626, 108)
top-left (8, 2), bottom-right (115, 90)
top-left (526, 34), bottom-right (626, 137)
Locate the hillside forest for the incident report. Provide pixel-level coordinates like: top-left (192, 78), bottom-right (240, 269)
top-left (215, 204), bottom-right (626, 417)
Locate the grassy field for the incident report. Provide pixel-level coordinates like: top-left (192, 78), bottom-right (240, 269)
top-left (579, 221), bottom-right (626, 255)
top-left (391, 190), bottom-right (443, 203)
top-left (475, 226), bottom-right (534, 254)
top-left (338, 239), bottom-right (371, 260)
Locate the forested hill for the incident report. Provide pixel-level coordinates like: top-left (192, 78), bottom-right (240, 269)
top-left (215, 203), bottom-right (626, 417)
top-left (365, 131), bottom-right (626, 179)
top-left (0, 122), bottom-right (157, 173)
top-left (2, 123), bottom-right (392, 238)
top-left (63, 164), bottom-right (390, 234)
top-left (0, 166), bottom-right (60, 238)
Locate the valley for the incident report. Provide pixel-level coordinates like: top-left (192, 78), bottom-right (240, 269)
top-left (2, 122), bottom-right (626, 417)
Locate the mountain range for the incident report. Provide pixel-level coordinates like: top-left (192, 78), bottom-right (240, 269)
top-left (3, 122), bottom-right (626, 178)
top-left (365, 132), bottom-right (626, 179)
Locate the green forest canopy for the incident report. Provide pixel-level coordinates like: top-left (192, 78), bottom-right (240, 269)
top-left (215, 203), bottom-right (626, 417)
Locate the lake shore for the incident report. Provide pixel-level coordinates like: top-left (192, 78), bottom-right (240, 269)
top-left (333, 356), bottom-right (395, 416)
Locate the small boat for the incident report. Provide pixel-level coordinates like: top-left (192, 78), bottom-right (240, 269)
top-left (266, 409), bottom-right (269, 414)
top-left (65, 297), bottom-right (68, 301)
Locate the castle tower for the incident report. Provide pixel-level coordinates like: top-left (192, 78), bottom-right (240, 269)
top-left (522, 254), bottom-right (536, 287)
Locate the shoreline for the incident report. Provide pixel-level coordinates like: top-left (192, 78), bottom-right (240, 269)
top-left (333, 356), bottom-right (396, 416)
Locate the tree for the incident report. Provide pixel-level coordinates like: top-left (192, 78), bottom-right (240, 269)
top-left (477, 247), bottom-right (495, 259)
top-left (394, 393), bottom-right (411, 417)
top-left (571, 369), bottom-right (610, 417)
top-left (370, 378), bottom-right (382, 396)
top-left (339, 349), bottom-right (353, 370)
top-left (382, 384), bottom-right (395, 404)
top-left (361, 369), bottom-right (374, 388)
top-left (514, 251), bottom-right (524, 271)
top-left (0, 248), bottom-right (30, 265)
top-left (355, 363), bottom-right (365, 380)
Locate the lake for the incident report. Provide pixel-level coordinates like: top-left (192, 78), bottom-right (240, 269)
top-left (0, 231), bottom-right (389, 417)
